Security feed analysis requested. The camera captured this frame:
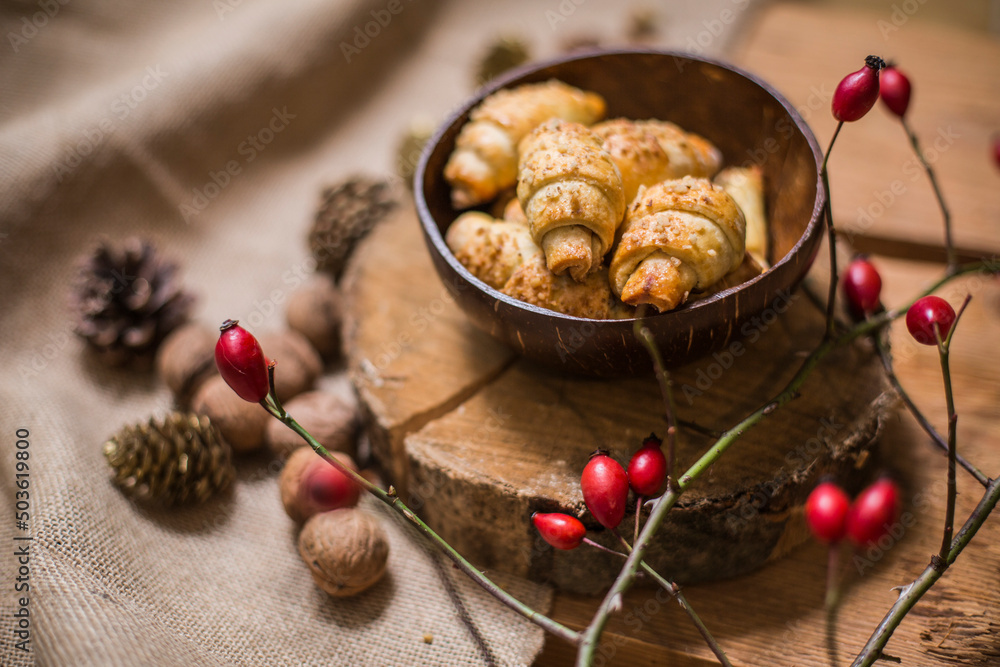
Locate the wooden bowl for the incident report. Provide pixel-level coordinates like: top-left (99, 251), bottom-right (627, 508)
top-left (415, 50), bottom-right (825, 376)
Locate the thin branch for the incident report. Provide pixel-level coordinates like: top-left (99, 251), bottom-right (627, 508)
top-left (825, 545), bottom-right (842, 667)
top-left (635, 317), bottom-right (677, 488)
top-left (822, 120), bottom-right (845, 338)
top-left (873, 335), bottom-right (988, 486)
top-left (265, 402), bottom-right (580, 646)
top-left (901, 117), bottom-right (956, 274)
top-left (937, 296), bottom-right (971, 561)
top-left (613, 533), bottom-right (733, 667)
top-left (851, 476), bottom-right (1000, 666)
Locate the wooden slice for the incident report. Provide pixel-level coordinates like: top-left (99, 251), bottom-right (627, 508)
top-left (342, 203), bottom-right (895, 594)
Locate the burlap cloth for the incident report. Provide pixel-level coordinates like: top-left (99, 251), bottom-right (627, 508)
top-left (0, 1), bottom-right (752, 664)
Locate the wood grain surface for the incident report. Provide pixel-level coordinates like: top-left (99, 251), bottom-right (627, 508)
top-left (345, 3), bottom-right (1000, 664)
top-left (538, 3), bottom-right (1000, 665)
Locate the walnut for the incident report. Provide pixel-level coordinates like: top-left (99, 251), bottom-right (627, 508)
top-left (266, 390), bottom-right (359, 460)
top-left (257, 330), bottom-right (322, 402)
top-left (190, 375), bottom-right (267, 453)
top-left (298, 508), bottom-right (389, 597)
top-left (286, 274), bottom-right (343, 361)
top-left (155, 322), bottom-right (216, 406)
top-left (279, 447), bottom-right (359, 523)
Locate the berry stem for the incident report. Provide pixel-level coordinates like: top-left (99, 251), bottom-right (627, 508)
top-left (824, 544), bottom-right (842, 667)
top-left (262, 397), bottom-right (580, 646)
top-left (901, 117), bottom-right (956, 274)
top-left (852, 476), bottom-right (1000, 666)
top-left (612, 532), bottom-right (734, 667)
top-left (822, 121), bottom-right (845, 339)
top-left (633, 495), bottom-right (642, 545)
top-left (634, 316), bottom-right (678, 490)
top-left (872, 334), bottom-right (988, 487)
top-left (582, 537), bottom-right (627, 558)
top-left (936, 295), bottom-right (971, 562)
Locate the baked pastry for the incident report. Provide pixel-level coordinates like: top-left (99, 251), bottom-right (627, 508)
top-left (444, 80), bottom-right (606, 209)
top-left (609, 177), bottom-right (746, 312)
top-left (445, 212), bottom-right (536, 289)
top-left (714, 165), bottom-right (768, 268)
top-left (592, 118), bottom-right (723, 203)
top-left (445, 211), bottom-right (631, 319)
top-left (516, 119), bottom-right (626, 282)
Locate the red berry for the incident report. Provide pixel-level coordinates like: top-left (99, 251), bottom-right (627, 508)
top-left (301, 454), bottom-right (361, 514)
top-left (992, 135), bottom-right (1000, 170)
top-left (215, 319), bottom-right (270, 402)
top-left (879, 66), bottom-right (912, 118)
top-left (846, 478), bottom-right (901, 547)
top-left (805, 481), bottom-right (850, 543)
top-left (832, 55), bottom-right (885, 122)
top-left (532, 512), bottom-right (586, 550)
top-left (842, 257), bottom-right (882, 317)
top-left (905, 296), bottom-right (956, 346)
top-left (627, 434), bottom-right (667, 497)
top-left (580, 450), bottom-right (629, 530)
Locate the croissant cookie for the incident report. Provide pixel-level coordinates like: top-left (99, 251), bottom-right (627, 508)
top-left (592, 118), bottom-right (723, 203)
top-left (446, 211), bottom-right (631, 319)
top-left (714, 165), bottom-right (768, 269)
top-left (444, 80), bottom-right (606, 209)
top-left (517, 119), bottom-right (626, 282)
top-left (609, 177), bottom-right (746, 313)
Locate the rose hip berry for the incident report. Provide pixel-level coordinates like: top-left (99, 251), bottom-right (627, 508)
top-left (879, 66), bottom-right (912, 118)
top-left (302, 457), bottom-right (361, 513)
top-left (905, 296), bottom-right (956, 345)
top-left (832, 55), bottom-right (886, 122)
top-left (532, 512), bottom-right (586, 550)
top-left (992, 135), bottom-right (1000, 170)
top-left (215, 320), bottom-right (270, 402)
top-left (580, 450), bottom-right (629, 530)
top-left (805, 481), bottom-right (850, 544)
top-left (627, 434), bottom-right (667, 497)
top-left (846, 478), bottom-right (901, 547)
top-left (842, 257), bottom-right (883, 317)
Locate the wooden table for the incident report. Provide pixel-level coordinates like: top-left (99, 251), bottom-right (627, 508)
top-left (537, 4), bottom-right (1000, 665)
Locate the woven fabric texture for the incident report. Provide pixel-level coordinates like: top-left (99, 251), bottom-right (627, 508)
top-left (0, 0), bottom-right (749, 664)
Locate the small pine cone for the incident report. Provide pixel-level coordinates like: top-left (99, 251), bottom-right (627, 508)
top-left (103, 412), bottom-right (235, 506)
top-left (308, 177), bottom-right (398, 281)
top-left (70, 237), bottom-right (195, 368)
top-left (475, 36), bottom-right (530, 86)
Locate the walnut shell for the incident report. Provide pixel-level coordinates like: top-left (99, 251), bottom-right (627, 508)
top-left (155, 322), bottom-right (216, 406)
top-left (266, 390), bottom-right (359, 459)
top-left (279, 447), bottom-right (359, 523)
top-left (257, 330), bottom-right (322, 402)
top-left (298, 508), bottom-right (389, 597)
top-left (190, 375), bottom-right (267, 453)
top-left (286, 274), bottom-right (343, 361)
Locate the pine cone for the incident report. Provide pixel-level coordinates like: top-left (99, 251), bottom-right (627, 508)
top-left (308, 177), bottom-right (398, 281)
top-left (70, 237), bottom-right (194, 368)
top-left (103, 412), bottom-right (235, 506)
top-left (475, 36), bottom-right (530, 86)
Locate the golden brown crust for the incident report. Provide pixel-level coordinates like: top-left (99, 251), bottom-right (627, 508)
top-left (516, 119), bottom-right (626, 281)
top-left (714, 165), bottom-right (768, 268)
top-left (446, 211), bottom-right (632, 319)
top-left (609, 177), bottom-right (746, 312)
top-left (445, 212), bottom-right (536, 289)
top-left (444, 80), bottom-right (606, 209)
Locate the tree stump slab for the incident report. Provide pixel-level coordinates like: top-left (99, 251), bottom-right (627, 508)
top-left (342, 204), bottom-right (896, 594)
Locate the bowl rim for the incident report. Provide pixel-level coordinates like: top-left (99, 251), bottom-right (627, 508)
top-left (414, 47), bottom-right (827, 325)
